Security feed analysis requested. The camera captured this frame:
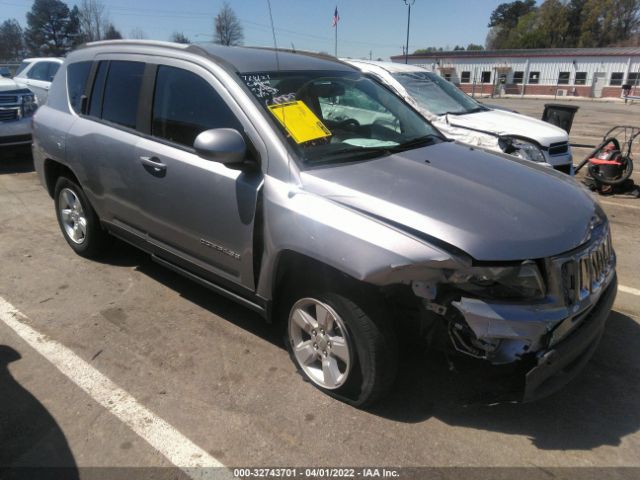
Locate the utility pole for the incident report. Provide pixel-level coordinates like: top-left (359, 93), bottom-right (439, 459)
top-left (403, 0), bottom-right (415, 64)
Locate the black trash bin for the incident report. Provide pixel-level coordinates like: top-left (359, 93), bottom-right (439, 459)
top-left (541, 103), bottom-right (580, 134)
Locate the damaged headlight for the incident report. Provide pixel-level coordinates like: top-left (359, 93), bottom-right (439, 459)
top-left (21, 94), bottom-right (38, 117)
top-left (447, 261), bottom-right (545, 300)
top-left (498, 136), bottom-right (546, 163)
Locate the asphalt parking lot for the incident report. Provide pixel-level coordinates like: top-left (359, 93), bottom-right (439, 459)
top-left (1, 98), bottom-right (640, 478)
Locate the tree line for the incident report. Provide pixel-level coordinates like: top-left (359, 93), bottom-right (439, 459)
top-left (0, 0), bottom-right (244, 62)
top-left (414, 44), bottom-right (485, 54)
top-left (486, 0), bottom-right (640, 49)
top-left (0, 0), bottom-right (123, 61)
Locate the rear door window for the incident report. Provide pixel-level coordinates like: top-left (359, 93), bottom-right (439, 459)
top-left (151, 65), bottom-right (242, 147)
top-left (27, 62), bottom-right (51, 81)
top-left (100, 61), bottom-right (145, 129)
top-left (67, 61), bottom-right (93, 114)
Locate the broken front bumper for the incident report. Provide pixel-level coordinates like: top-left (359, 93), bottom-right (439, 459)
top-left (522, 274), bottom-right (617, 402)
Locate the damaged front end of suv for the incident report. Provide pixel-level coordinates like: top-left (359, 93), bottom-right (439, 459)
top-left (296, 137), bottom-right (618, 404)
top-left (386, 220), bottom-right (616, 402)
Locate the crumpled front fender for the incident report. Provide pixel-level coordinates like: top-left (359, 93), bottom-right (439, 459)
top-left (257, 176), bottom-right (465, 299)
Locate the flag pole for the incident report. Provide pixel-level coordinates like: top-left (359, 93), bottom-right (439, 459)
top-left (335, 16), bottom-right (338, 57)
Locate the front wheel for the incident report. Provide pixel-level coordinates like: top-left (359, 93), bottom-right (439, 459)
top-left (286, 291), bottom-right (397, 407)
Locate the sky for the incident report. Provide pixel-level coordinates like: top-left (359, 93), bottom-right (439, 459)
top-left (0, 0), bottom-right (513, 60)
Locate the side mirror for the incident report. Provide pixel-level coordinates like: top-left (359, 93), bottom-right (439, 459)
top-left (193, 128), bottom-right (246, 164)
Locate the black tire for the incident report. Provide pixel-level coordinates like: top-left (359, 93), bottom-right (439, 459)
top-left (284, 285), bottom-right (398, 408)
top-left (588, 157), bottom-right (634, 186)
top-left (54, 176), bottom-right (110, 258)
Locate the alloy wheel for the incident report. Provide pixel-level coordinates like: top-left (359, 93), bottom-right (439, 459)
top-left (288, 297), bottom-right (352, 390)
top-left (58, 188), bottom-right (87, 245)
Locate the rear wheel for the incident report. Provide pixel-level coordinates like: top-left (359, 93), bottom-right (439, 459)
top-left (54, 177), bottom-right (110, 258)
top-left (286, 288), bottom-right (397, 407)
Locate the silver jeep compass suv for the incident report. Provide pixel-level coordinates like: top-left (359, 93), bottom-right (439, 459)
top-left (33, 41), bottom-right (617, 407)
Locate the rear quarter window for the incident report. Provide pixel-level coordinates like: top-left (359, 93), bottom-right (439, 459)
top-left (67, 61), bottom-right (93, 114)
top-left (88, 61), bottom-right (108, 117)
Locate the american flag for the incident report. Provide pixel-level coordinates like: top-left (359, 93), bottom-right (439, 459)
top-left (332, 6), bottom-right (340, 27)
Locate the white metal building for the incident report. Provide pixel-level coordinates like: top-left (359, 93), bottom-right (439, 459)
top-left (390, 47), bottom-right (640, 98)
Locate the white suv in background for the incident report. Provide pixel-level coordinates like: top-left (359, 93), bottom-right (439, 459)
top-left (0, 76), bottom-right (37, 149)
top-left (14, 57), bottom-right (64, 104)
top-left (345, 60), bottom-right (574, 174)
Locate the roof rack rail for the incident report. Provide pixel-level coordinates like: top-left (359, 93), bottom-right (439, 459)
top-left (78, 39), bottom-right (192, 51)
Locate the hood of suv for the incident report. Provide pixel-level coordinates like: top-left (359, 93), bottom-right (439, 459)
top-left (301, 142), bottom-right (598, 261)
top-left (442, 109), bottom-right (568, 147)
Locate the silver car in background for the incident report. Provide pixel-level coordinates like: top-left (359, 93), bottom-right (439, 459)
top-left (33, 41), bottom-right (616, 406)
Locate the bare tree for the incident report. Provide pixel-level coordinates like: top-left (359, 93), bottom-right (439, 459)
top-left (129, 27), bottom-right (147, 39)
top-left (78, 0), bottom-right (109, 42)
top-left (214, 2), bottom-right (243, 46)
top-left (171, 32), bottom-right (191, 44)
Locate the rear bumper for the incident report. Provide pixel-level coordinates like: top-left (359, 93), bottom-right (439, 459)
top-left (522, 274), bottom-right (617, 402)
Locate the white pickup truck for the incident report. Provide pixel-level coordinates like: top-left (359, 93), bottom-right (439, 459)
top-left (345, 60), bottom-right (574, 174)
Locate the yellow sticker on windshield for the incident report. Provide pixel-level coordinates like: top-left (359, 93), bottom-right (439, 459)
top-left (268, 101), bottom-right (331, 144)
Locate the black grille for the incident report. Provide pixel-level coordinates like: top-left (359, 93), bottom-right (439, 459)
top-left (561, 230), bottom-right (613, 306)
top-left (0, 95), bottom-right (18, 104)
top-left (0, 134), bottom-right (31, 145)
top-left (0, 108), bottom-right (19, 121)
top-left (549, 142), bottom-right (569, 156)
top-left (560, 261), bottom-right (576, 306)
top-left (554, 164), bottom-right (572, 175)
top-left (0, 135), bottom-right (31, 145)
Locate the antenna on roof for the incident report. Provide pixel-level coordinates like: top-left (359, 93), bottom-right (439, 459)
top-left (266, 0), bottom-right (280, 71)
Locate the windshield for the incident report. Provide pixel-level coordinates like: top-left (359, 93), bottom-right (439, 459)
top-left (239, 70), bottom-right (441, 165)
top-left (392, 71), bottom-right (486, 116)
top-left (15, 61), bottom-right (32, 76)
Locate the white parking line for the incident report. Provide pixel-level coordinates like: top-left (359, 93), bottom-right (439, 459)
top-left (620, 285), bottom-right (640, 297)
top-left (0, 296), bottom-right (229, 480)
top-left (599, 200), bottom-right (640, 211)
